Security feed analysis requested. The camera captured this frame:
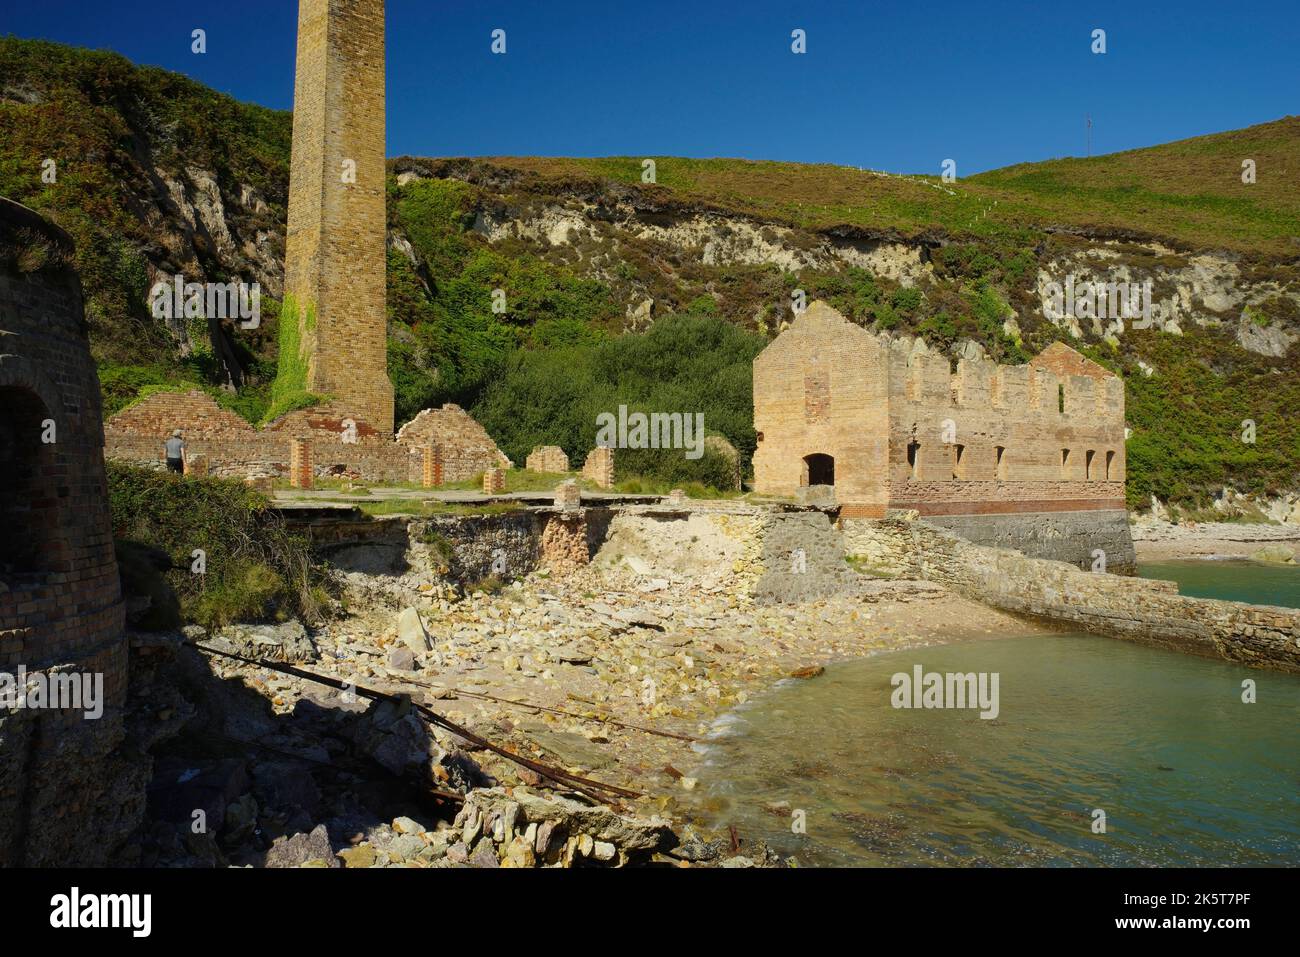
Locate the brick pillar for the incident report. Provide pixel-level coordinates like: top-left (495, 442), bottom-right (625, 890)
top-left (184, 452), bottom-right (208, 478)
top-left (422, 445), bottom-right (443, 488)
top-left (582, 446), bottom-right (615, 489)
top-left (289, 438), bottom-right (313, 489)
top-left (483, 467), bottom-right (505, 495)
top-left (555, 479), bottom-right (581, 510)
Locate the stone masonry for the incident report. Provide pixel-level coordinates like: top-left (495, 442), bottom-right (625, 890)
top-left (842, 515), bottom-right (1300, 673)
top-left (582, 446), bottom-right (615, 489)
top-left (753, 301), bottom-right (1132, 569)
top-left (284, 0), bottom-right (394, 433)
top-left (0, 199), bottom-right (146, 865)
top-left (526, 445), bottom-right (570, 473)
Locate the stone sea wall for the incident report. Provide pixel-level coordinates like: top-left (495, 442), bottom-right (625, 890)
top-left (922, 508), bottom-right (1135, 573)
top-left (843, 515), bottom-right (1300, 673)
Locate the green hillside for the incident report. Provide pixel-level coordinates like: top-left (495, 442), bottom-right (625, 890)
top-left (1, 37), bottom-right (1297, 509)
top-left (481, 116), bottom-right (1300, 258)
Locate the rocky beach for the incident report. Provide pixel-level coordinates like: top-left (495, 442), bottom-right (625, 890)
top-left (139, 550), bottom-right (1040, 869)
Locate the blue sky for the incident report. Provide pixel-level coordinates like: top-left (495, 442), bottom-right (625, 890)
top-left (4, 0), bottom-right (1297, 174)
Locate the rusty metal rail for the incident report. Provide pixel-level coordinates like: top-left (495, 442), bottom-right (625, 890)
top-left (193, 643), bottom-right (641, 804)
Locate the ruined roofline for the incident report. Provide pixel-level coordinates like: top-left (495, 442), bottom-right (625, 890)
top-left (780, 300), bottom-right (1124, 420)
top-left (886, 340), bottom-right (1125, 420)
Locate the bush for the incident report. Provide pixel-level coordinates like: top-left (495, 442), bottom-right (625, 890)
top-left (106, 462), bottom-right (323, 630)
top-left (472, 313), bottom-right (765, 489)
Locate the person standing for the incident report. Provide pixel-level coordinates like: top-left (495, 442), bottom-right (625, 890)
top-left (164, 429), bottom-right (185, 474)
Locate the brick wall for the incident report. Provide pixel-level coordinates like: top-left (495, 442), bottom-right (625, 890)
top-left (753, 302), bottom-right (890, 505)
top-left (285, 0), bottom-right (394, 433)
top-left (105, 393), bottom-right (522, 486)
top-left (582, 446), bottom-right (615, 488)
top-left (526, 445), bottom-right (570, 473)
top-left (753, 301), bottom-right (1127, 515)
top-left (0, 199), bottom-right (145, 865)
top-left (396, 404), bottom-right (512, 482)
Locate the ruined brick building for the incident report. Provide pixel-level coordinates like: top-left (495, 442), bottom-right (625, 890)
top-left (104, 0), bottom-right (522, 485)
top-left (753, 301), bottom-right (1134, 570)
top-left (0, 199), bottom-right (146, 865)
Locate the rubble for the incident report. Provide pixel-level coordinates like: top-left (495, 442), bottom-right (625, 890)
top-left (127, 516), bottom-right (1030, 869)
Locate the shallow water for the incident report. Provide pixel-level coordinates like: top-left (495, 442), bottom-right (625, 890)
top-left (693, 629), bottom-right (1300, 867)
top-left (1140, 558), bottom-right (1300, 609)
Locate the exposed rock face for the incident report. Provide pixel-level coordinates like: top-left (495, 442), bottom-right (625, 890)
top-left (1034, 241), bottom-right (1299, 355)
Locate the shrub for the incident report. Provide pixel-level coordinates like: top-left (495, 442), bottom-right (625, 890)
top-left (472, 313), bottom-right (765, 489)
top-left (106, 462), bottom-right (323, 630)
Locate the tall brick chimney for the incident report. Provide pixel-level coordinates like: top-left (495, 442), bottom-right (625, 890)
top-left (284, 0), bottom-right (395, 434)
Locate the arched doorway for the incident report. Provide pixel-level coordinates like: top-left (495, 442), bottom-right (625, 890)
top-left (803, 452), bottom-right (835, 486)
top-left (0, 385), bottom-right (57, 578)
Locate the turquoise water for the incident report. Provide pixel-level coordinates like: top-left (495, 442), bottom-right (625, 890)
top-left (695, 622), bottom-right (1300, 866)
top-left (1140, 559), bottom-right (1300, 608)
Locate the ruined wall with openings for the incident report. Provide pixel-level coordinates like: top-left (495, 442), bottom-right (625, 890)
top-left (396, 405), bottom-right (513, 482)
top-left (884, 338), bottom-right (1125, 513)
top-left (104, 393), bottom-right (529, 485)
top-left (753, 301), bottom-right (1131, 567)
top-left (0, 199), bottom-right (146, 866)
top-left (752, 301), bottom-right (890, 506)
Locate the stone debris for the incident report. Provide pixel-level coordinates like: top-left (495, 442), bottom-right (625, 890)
top-left (132, 514), bottom-right (1031, 869)
top-left (397, 606), bottom-right (433, 652)
top-left (209, 620), bottom-right (318, 663)
top-left (451, 788), bottom-right (674, 867)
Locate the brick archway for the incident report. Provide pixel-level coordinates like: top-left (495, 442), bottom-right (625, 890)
top-left (803, 452), bottom-right (835, 486)
top-left (0, 383), bottom-right (60, 578)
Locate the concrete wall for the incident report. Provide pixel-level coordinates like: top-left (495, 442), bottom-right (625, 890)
top-left (842, 515), bottom-right (1300, 673)
top-left (0, 199), bottom-right (146, 865)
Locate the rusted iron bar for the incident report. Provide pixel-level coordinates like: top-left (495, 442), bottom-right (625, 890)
top-left (193, 643), bottom-right (641, 803)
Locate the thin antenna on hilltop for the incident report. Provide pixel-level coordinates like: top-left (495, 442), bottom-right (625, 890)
top-left (1086, 114), bottom-right (1092, 158)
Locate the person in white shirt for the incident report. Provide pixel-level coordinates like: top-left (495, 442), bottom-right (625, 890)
top-left (164, 429), bottom-right (185, 474)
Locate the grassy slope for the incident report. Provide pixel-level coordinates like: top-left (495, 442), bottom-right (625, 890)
top-left (481, 115), bottom-right (1300, 257)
